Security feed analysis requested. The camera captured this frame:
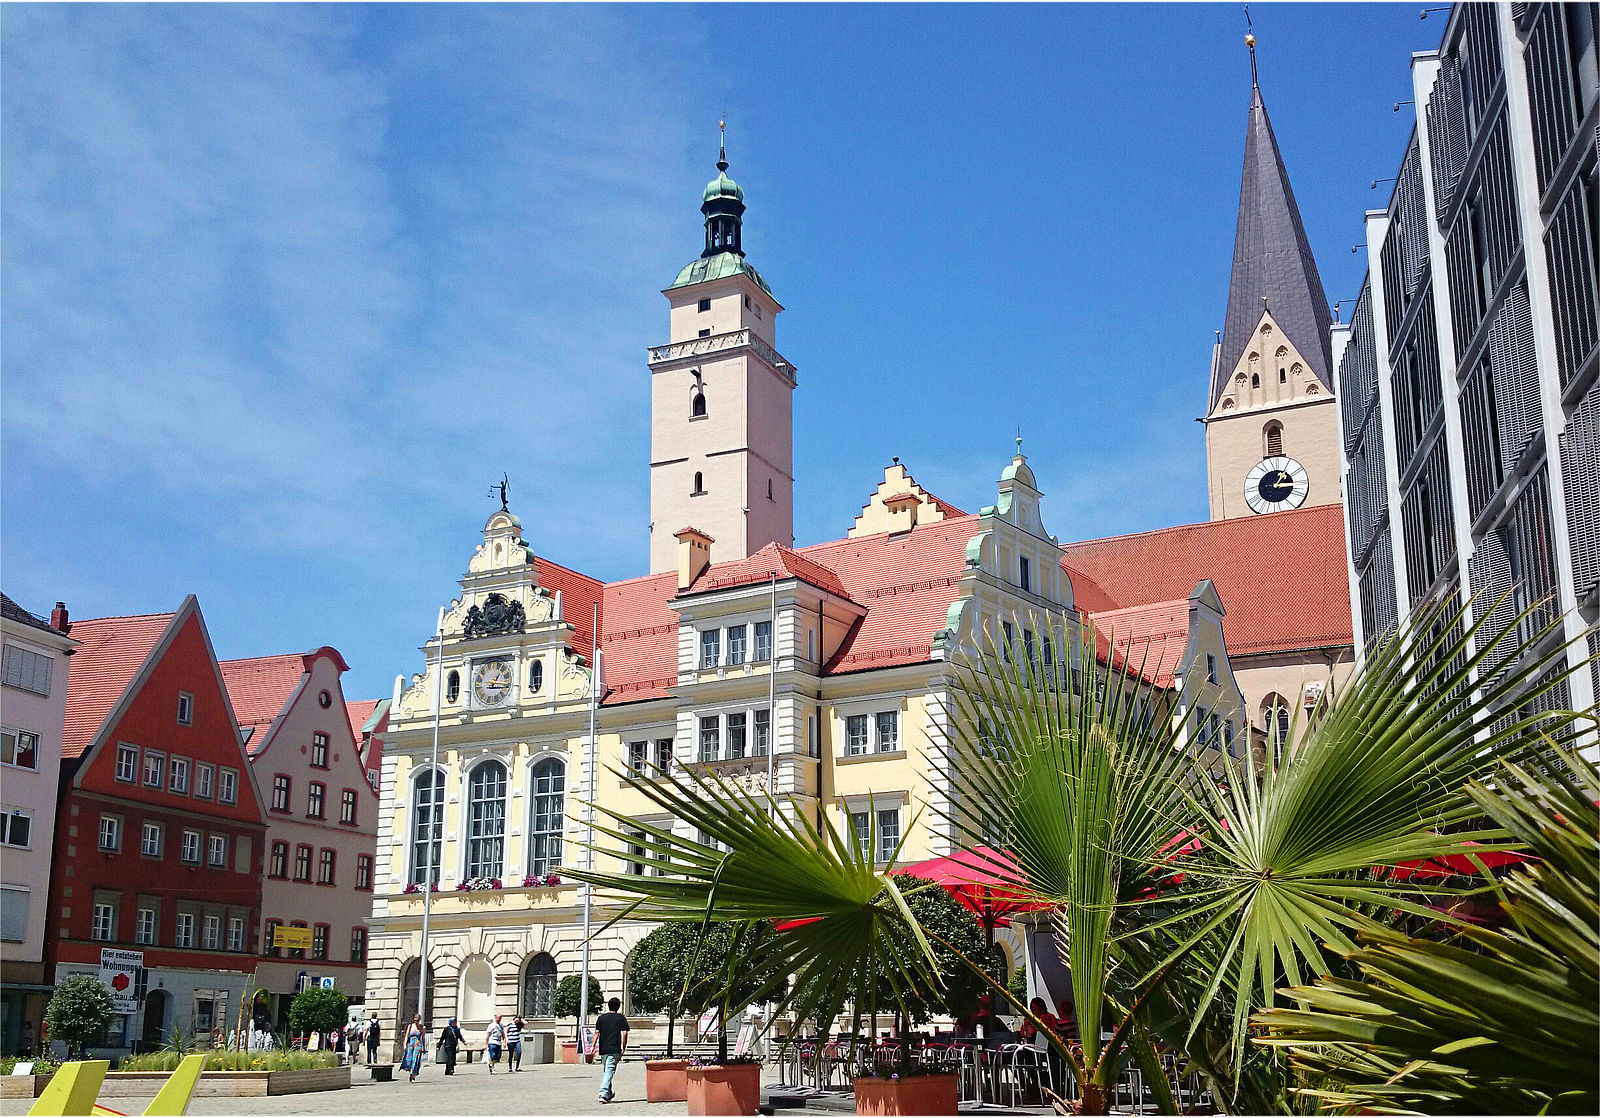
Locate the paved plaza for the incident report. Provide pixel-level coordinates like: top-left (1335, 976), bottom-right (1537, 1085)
top-left (0, 1060), bottom-right (693, 1117)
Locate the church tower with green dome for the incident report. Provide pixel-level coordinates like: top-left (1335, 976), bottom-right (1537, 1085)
top-left (647, 128), bottom-right (796, 574)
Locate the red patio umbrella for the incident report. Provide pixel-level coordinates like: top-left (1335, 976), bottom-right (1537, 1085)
top-left (896, 846), bottom-right (1051, 947)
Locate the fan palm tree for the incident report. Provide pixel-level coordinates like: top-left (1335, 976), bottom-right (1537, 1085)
top-left (567, 596), bottom-right (1584, 1114)
top-left (1253, 750), bottom-right (1598, 1114)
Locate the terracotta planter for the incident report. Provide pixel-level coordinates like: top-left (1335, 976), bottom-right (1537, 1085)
top-left (685, 1062), bottom-right (762, 1116)
top-left (559, 1040), bottom-right (579, 1064)
top-left (853, 1073), bottom-right (960, 1116)
top-left (645, 1058), bottom-right (690, 1102)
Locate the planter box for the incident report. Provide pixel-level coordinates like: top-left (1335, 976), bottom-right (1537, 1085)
top-left (52, 1066), bottom-right (352, 1099)
top-left (0, 1076), bottom-right (53, 1099)
top-left (853, 1074), bottom-right (960, 1116)
top-left (644, 1058), bottom-right (690, 1103)
top-left (686, 1063), bottom-right (761, 1116)
top-left (559, 1040), bottom-right (579, 1064)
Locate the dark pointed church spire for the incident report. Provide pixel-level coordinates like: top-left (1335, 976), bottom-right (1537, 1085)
top-left (1209, 36), bottom-right (1334, 410)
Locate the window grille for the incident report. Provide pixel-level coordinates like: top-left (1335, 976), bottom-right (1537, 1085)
top-left (1560, 378), bottom-right (1600, 601)
top-left (1545, 164), bottom-right (1599, 389)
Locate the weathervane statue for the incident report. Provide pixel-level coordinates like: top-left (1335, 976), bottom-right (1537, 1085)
top-left (489, 473), bottom-right (510, 512)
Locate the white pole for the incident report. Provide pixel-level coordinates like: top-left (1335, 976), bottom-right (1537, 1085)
top-left (766, 574), bottom-right (777, 815)
top-left (578, 603), bottom-right (601, 1041)
top-left (418, 608), bottom-right (445, 1035)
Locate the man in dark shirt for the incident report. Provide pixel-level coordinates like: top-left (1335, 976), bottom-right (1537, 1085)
top-left (595, 998), bottom-right (629, 1103)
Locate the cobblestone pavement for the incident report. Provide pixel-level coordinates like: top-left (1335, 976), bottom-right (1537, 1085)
top-left (1, 1059), bottom-right (705, 1116)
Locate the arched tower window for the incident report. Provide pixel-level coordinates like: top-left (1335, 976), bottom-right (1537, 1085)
top-left (528, 757), bottom-right (566, 878)
top-left (1279, 367), bottom-right (1287, 383)
top-left (1250, 372), bottom-right (1260, 389)
top-left (1264, 421), bottom-right (1284, 458)
top-left (399, 958), bottom-right (437, 1027)
top-left (529, 659), bottom-right (544, 693)
top-left (692, 471), bottom-right (705, 496)
top-left (522, 953), bottom-right (557, 1018)
top-left (410, 769), bottom-right (444, 886)
top-left (466, 760), bottom-right (507, 879)
top-left (446, 671), bottom-right (460, 703)
top-left (691, 390), bottom-right (706, 418)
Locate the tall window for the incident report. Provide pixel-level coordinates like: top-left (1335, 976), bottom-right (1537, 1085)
top-left (727, 625), bottom-right (747, 666)
top-left (691, 392), bottom-right (707, 419)
top-left (754, 620), bottom-right (772, 662)
top-left (753, 709), bottom-right (771, 757)
top-left (528, 758), bottom-right (565, 877)
top-left (311, 732), bottom-right (328, 768)
top-left (271, 775), bottom-right (291, 813)
top-left (850, 811), bottom-right (872, 863)
top-left (195, 763), bottom-right (214, 799)
top-left (269, 841), bottom-right (289, 879)
top-left (312, 924), bottom-right (328, 960)
top-left (654, 738), bottom-right (674, 772)
top-left (628, 740), bottom-right (648, 774)
top-left (99, 815), bottom-right (121, 852)
top-left (294, 844), bottom-right (312, 882)
top-left (699, 715), bottom-right (720, 761)
top-left (876, 808), bottom-right (901, 863)
top-left (529, 660), bottom-right (544, 692)
top-left (876, 711), bottom-right (899, 753)
top-left (181, 830), bottom-right (201, 864)
top-left (264, 919), bottom-right (282, 958)
top-left (141, 822), bottom-right (163, 857)
top-left (307, 782), bottom-right (326, 819)
top-left (466, 761), bottom-right (507, 879)
top-left (1265, 421), bottom-right (1284, 457)
top-left (522, 953), bottom-right (557, 1017)
top-left (176, 691), bottom-right (193, 725)
top-left (207, 833), bottom-right (225, 867)
top-left (1020, 556), bottom-right (1031, 592)
top-left (727, 712), bottom-right (747, 759)
top-left (169, 757), bottom-right (189, 794)
top-left (341, 789), bottom-right (357, 825)
top-left (143, 750), bottom-right (165, 788)
top-left (288, 922), bottom-right (307, 960)
top-left (115, 744), bottom-right (137, 783)
top-left (846, 714), bottom-right (869, 757)
top-left (135, 907), bottom-right (157, 946)
top-left (175, 912), bottom-right (195, 949)
top-left (410, 769), bottom-right (444, 886)
top-left (219, 768), bottom-right (238, 805)
top-left (350, 927), bottom-right (367, 963)
top-left (228, 917), bottom-right (245, 952)
top-left (700, 629), bottom-right (720, 669)
top-left (92, 903), bottom-right (116, 942)
top-left (318, 849), bottom-right (336, 886)
top-left (356, 854), bottom-right (373, 890)
top-left (203, 914), bottom-right (221, 950)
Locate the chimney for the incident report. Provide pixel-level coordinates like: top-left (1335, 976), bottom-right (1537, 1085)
top-left (883, 491), bottom-right (921, 534)
top-left (674, 527), bottom-right (715, 591)
top-left (50, 602), bottom-right (70, 634)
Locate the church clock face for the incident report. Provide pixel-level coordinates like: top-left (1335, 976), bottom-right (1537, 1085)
top-left (472, 658), bottom-right (513, 706)
top-left (1244, 456), bottom-right (1310, 514)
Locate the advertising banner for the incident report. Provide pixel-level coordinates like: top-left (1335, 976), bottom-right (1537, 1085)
top-left (99, 948), bottom-right (143, 1014)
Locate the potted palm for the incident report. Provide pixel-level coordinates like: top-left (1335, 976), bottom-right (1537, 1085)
top-left (569, 601), bottom-right (1587, 1115)
top-left (627, 923), bottom-right (734, 1103)
top-left (679, 921), bottom-right (788, 1116)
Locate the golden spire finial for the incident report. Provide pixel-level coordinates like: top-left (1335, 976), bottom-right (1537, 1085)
top-left (717, 114), bottom-right (728, 172)
top-left (1244, 7), bottom-right (1259, 88)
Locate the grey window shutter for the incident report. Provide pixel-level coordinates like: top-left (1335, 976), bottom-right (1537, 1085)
top-left (1561, 380), bottom-right (1600, 601)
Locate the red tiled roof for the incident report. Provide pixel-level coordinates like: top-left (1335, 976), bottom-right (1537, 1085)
top-left (598, 571), bottom-right (680, 705)
top-left (62, 612), bottom-right (176, 759)
top-left (689, 542), bottom-right (851, 599)
top-left (1089, 599), bottom-right (1192, 688)
top-left (802, 516), bottom-right (978, 674)
top-left (536, 557), bottom-right (602, 662)
top-left (1063, 563), bottom-right (1119, 614)
top-left (219, 654), bottom-right (306, 741)
top-left (346, 699), bottom-right (381, 743)
top-left (1058, 505), bottom-right (1353, 657)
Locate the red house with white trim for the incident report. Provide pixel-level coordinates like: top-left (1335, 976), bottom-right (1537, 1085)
top-left (50, 597), bottom-right (267, 1055)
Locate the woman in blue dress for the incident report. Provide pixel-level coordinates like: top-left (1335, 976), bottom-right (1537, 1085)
top-left (401, 1014), bottom-right (427, 1083)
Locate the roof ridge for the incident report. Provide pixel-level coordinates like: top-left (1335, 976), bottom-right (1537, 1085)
top-left (799, 512), bottom-right (980, 555)
top-left (74, 610), bottom-right (177, 624)
top-left (1062, 504), bottom-right (1329, 550)
top-left (533, 554), bottom-right (605, 587)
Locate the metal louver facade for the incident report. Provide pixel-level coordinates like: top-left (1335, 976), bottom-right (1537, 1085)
top-left (1337, 2), bottom-right (1598, 727)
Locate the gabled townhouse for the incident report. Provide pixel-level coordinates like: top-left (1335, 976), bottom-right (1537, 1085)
top-left (1, 594), bottom-right (77, 1056)
top-left (345, 698), bottom-right (390, 795)
top-left (219, 649), bottom-right (379, 1031)
top-left (51, 597), bottom-right (267, 1055)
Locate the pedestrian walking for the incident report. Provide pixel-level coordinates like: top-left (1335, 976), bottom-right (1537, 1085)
top-left (506, 1016), bottom-right (523, 1071)
top-left (365, 1013), bottom-right (381, 1066)
top-left (401, 1014), bottom-right (427, 1083)
top-left (595, 997), bottom-right (629, 1104)
top-left (439, 1017), bottom-right (466, 1076)
top-left (485, 1014), bottom-right (506, 1074)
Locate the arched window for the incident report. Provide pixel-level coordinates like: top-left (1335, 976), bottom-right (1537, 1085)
top-left (1279, 367), bottom-right (1287, 383)
top-left (466, 760), bottom-right (507, 879)
top-left (691, 390), bottom-right (706, 418)
top-left (410, 769), bottom-right (444, 885)
top-left (528, 758), bottom-right (566, 877)
top-left (1275, 345), bottom-right (1288, 359)
top-left (446, 671), bottom-right (460, 703)
top-left (529, 659), bottom-right (544, 693)
top-left (767, 478), bottom-right (774, 500)
top-left (1250, 372), bottom-right (1260, 389)
top-left (1263, 694), bottom-right (1291, 762)
top-left (522, 953), bottom-right (557, 1018)
top-left (399, 958), bottom-right (437, 1027)
top-left (1264, 421), bottom-right (1284, 458)
top-left (692, 471), bottom-right (705, 495)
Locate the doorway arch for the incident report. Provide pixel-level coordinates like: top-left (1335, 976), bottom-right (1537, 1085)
top-left (141, 989), bottom-right (169, 1053)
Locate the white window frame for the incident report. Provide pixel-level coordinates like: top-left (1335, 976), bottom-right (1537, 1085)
top-left (202, 914), bottom-right (221, 950)
top-left (875, 710), bottom-right (900, 754)
top-left (227, 917), bottom-right (245, 952)
top-left (753, 620), bottom-right (773, 663)
top-left (98, 815), bottom-right (122, 852)
top-left (141, 821), bottom-right (163, 857)
top-left (1, 728), bottom-right (39, 770)
top-left (115, 744), bottom-right (138, 783)
top-left (177, 691), bottom-right (194, 726)
top-left (698, 715), bottom-right (720, 761)
top-left (700, 629), bottom-right (720, 670)
top-left (726, 625), bottom-right (747, 666)
top-left (135, 907), bottom-right (157, 946)
top-left (181, 829), bottom-right (201, 865)
top-left (753, 708), bottom-right (771, 757)
top-left (169, 757), bottom-right (190, 795)
top-left (194, 762), bottom-right (214, 799)
top-left (1, 807), bottom-right (32, 849)
top-left (876, 807), bottom-right (902, 864)
top-left (218, 768), bottom-right (238, 805)
top-left (207, 834), bottom-right (227, 867)
top-left (627, 740), bottom-right (647, 774)
top-left (845, 714), bottom-right (869, 757)
top-left (92, 902), bottom-right (116, 942)
top-left (142, 749), bottom-right (165, 789)
top-left (726, 711), bottom-right (747, 759)
top-left (175, 911), bottom-right (195, 949)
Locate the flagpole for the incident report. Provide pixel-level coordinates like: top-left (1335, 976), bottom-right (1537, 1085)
top-left (578, 603), bottom-right (601, 1045)
top-left (766, 573), bottom-right (777, 816)
top-left (418, 607), bottom-right (445, 1036)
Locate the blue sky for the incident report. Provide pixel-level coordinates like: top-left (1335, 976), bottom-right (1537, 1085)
top-left (2, 3), bottom-right (1434, 698)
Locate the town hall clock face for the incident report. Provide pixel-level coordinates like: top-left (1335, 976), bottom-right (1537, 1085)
top-left (472, 659), bottom-right (513, 706)
top-left (1244, 456), bottom-right (1310, 514)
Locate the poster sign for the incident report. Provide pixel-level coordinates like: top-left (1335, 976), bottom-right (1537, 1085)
top-left (100, 948), bottom-right (143, 1014)
top-left (579, 1026), bottom-right (599, 1057)
top-left (696, 1008), bottom-right (719, 1041)
top-left (273, 926), bottom-right (313, 951)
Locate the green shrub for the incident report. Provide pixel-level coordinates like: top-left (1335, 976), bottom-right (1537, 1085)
top-left (552, 974), bottom-right (603, 1018)
top-left (45, 975), bottom-right (114, 1056)
top-left (289, 987), bottom-right (349, 1038)
top-left (117, 1048), bottom-right (337, 1073)
top-left (0, 1056), bottom-right (59, 1076)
